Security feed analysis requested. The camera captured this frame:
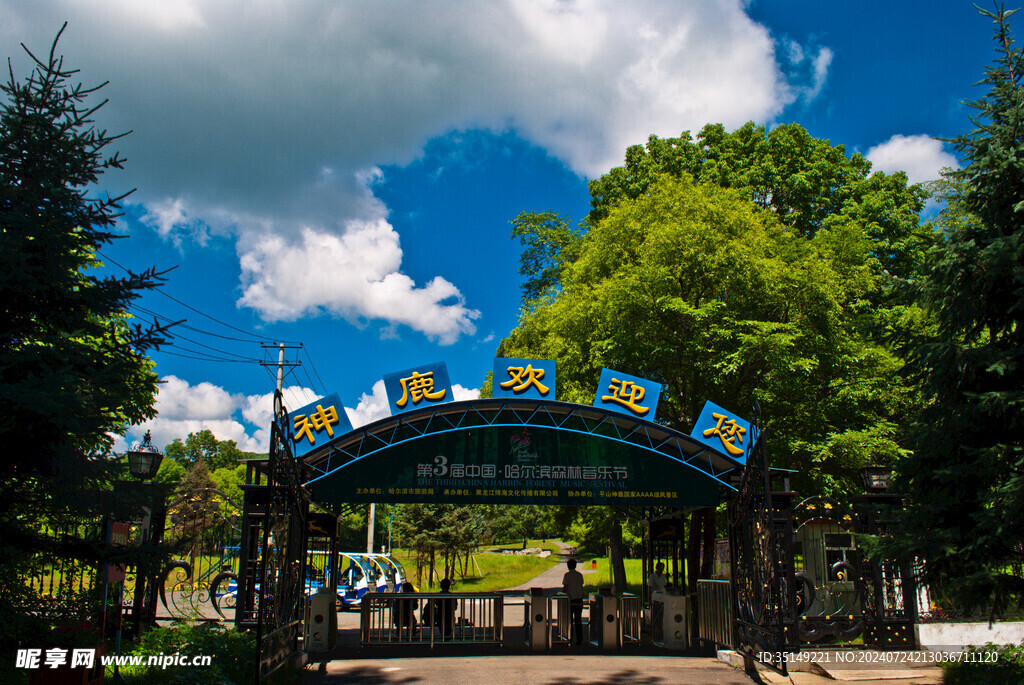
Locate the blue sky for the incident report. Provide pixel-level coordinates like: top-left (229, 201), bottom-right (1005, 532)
top-left (1, 1), bottom-right (995, 452)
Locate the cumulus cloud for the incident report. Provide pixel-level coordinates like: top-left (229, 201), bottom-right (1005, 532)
top-left (346, 380), bottom-right (392, 428)
top-left (117, 376), bottom-right (481, 453)
top-left (236, 221), bottom-right (480, 345)
top-left (866, 134), bottom-right (959, 185)
top-left (346, 380), bottom-right (481, 428)
top-left (2, 0), bottom-right (831, 342)
top-left (119, 375), bottom-right (273, 453)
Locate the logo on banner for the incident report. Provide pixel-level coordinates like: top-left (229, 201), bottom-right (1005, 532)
top-left (690, 401), bottom-right (756, 463)
top-left (593, 368), bottom-right (661, 418)
top-left (384, 362), bottom-right (453, 414)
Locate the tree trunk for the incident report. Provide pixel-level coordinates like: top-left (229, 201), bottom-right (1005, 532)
top-left (609, 515), bottom-right (627, 594)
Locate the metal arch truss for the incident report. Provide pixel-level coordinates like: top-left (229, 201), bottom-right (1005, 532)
top-left (300, 398), bottom-right (743, 491)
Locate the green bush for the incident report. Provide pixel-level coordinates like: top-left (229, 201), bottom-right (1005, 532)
top-left (117, 623), bottom-right (255, 684)
top-left (942, 641), bottom-right (1024, 685)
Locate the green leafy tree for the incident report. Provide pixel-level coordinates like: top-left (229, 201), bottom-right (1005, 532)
top-left (392, 504), bottom-right (485, 587)
top-left (505, 173), bottom-right (913, 496)
top-left (586, 122), bottom-right (929, 280)
top-left (889, 5), bottom-right (1024, 611)
top-left (504, 134), bottom-right (927, 589)
top-left (0, 26), bottom-right (172, 644)
top-left (165, 429), bottom-right (246, 471)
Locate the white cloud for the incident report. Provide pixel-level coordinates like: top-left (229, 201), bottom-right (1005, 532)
top-left (153, 375), bottom-right (237, 421)
top-left (117, 376), bottom-right (484, 453)
top-left (117, 376), bottom-right (318, 455)
top-left (345, 380), bottom-right (480, 428)
top-left (452, 384), bottom-right (482, 402)
top-left (3, 0), bottom-right (830, 341)
top-left (866, 134), bottom-right (959, 185)
top-left (236, 221), bottom-right (480, 345)
top-left (346, 380), bottom-right (392, 428)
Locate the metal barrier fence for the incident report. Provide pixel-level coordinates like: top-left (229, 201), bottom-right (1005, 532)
top-left (620, 593), bottom-right (642, 644)
top-left (360, 592), bottom-right (504, 647)
top-left (697, 579), bottom-right (733, 648)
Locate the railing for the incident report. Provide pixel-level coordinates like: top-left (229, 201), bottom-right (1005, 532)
top-left (620, 593), bottom-right (642, 644)
top-left (360, 592), bottom-right (504, 647)
top-left (698, 579), bottom-right (733, 648)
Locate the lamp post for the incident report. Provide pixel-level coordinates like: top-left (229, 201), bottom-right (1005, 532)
top-left (115, 431), bottom-right (169, 639)
top-left (127, 430), bottom-right (163, 481)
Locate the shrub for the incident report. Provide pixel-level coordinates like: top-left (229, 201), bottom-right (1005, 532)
top-left (118, 623), bottom-right (255, 684)
top-left (942, 641), bottom-right (1024, 685)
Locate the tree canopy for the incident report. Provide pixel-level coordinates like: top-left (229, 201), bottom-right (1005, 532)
top-left (503, 163), bottom-right (921, 497)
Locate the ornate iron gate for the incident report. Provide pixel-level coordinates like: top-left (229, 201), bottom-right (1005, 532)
top-left (791, 496), bottom-right (863, 643)
top-left (854, 495), bottom-right (917, 648)
top-left (154, 488), bottom-right (242, 622)
top-left (728, 413), bottom-right (798, 675)
top-left (255, 390), bottom-right (310, 682)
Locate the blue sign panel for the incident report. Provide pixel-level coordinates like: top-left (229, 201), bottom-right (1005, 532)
top-left (592, 368), bottom-right (661, 419)
top-left (287, 392), bottom-right (353, 459)
top-left (383, 361), bottom-right (453, 415)
top-left (492, 358), bottom-right (556, 400)
top-left (690, 401), bottom-right (756, 464)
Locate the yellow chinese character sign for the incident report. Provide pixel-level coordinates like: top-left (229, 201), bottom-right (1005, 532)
top-left (690, 400), bottom-right (756, 464)
top-left (493, 357), bottom-right (556, 399)
top-left (593, 368), bottom-right (661, 418)
top-left (384, 361), bottom-right (453, 414)
top-left (287, 392), bottom-right (353, 459)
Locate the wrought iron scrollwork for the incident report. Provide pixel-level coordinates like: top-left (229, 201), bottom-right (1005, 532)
top-left (728, 404), bottom-right (797, 675)
top-left (209, 571), bottom-right (239, 619)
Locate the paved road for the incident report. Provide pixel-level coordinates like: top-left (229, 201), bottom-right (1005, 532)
top-left (304, 654), bottom-right (754, 684)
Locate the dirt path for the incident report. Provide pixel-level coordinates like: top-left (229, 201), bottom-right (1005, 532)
top-left (504, 541), bottom-right (597, 593)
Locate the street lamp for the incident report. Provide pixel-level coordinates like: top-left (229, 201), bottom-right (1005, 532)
top-left (127, 430), bottom-right (163, 481)
top-left (859, 466), bottom-right (892, 493)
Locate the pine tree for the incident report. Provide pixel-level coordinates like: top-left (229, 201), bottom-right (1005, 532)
top-left (0, 26), bottom-right (173, 621)
top-left (891, 5), bottom-right (1024, 611)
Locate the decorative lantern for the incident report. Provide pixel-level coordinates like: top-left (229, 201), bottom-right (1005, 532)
top-left (127, 430), bottom-right (163, 481)
top-left (859, 466), bottom-right (891, 493)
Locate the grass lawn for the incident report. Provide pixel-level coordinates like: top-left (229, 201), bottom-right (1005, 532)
top-left (389, 541), bottom-right (564, 592)
top-left (388, 544), bottom-right (650, 595)
top-left (578, 557), bottom-right (646, 596)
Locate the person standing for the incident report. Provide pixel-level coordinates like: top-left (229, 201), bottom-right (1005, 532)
top-left (562, 558), bottom-right (585, 645)
top-left (648, 561), bottom-right (668, 596)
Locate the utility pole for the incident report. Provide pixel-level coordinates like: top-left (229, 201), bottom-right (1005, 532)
top-left (259, 343), bottom-right (303, 404)
top-left (367, 503), bottom-right (376, 554)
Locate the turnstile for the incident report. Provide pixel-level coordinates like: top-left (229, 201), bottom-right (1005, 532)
top-left (652, 591), bottom-right (689, 650)
top-left (523, 588), bottom-right (551, 650)
top-left (589, 592), bottom-right (621, 650)
top-left (304, 587), bottom-right (338, 652)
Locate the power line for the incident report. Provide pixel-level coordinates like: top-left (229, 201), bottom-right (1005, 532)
top-left (97, 249), bottom-right (301, 344)
top-left (302, 345), bottom-right (328, 395)
top-left (160, 349), bottom-right (262, 363)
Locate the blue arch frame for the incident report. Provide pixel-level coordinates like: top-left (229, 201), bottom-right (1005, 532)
top-left (300, 398), bottom-right (745, 505)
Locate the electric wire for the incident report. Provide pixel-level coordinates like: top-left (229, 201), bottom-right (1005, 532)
top-left (302, 345), bottom-right (328, 396)
top-left (97, 249), bottom-right (301, 344)
top-left (99, 250), bottom-right (334, 396)
top-left (160, 349), bottom-right (262, 363)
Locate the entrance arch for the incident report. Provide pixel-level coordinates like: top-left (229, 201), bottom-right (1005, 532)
top-left (246, 392), bottom-right (751, 679)
top-left (301, 398), bottom-right (744, 508)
